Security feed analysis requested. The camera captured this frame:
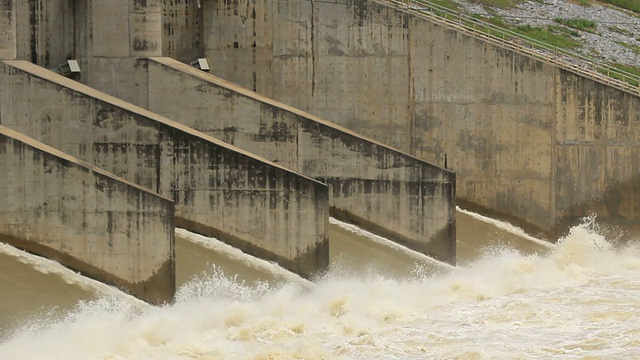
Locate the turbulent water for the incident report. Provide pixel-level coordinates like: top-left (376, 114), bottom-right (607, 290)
top-left (2, 212), bottom-right (640, 359)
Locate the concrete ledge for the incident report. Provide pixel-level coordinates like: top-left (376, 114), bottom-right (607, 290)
top-left (0, 125), bottom-right (175, 304)
top-left (0, 60), bottom-right (330, 278)
top-left (82, 57), bottom-right (456, 264)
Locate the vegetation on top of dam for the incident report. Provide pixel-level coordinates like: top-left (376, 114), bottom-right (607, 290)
top-left (466, 0), bottom-right (640, 12)
top-left (413, 0), bottom-right (640, 83)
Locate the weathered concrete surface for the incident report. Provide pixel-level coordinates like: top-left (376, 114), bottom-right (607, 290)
top-left (80, 56), bottom-right (456, 264)
top-left (14, 0), bottom-right (74, 67)
top-left (80, 0), bottom-right (162, 94)
top-left (0, 60), bottom-right (330, 278)
top-left (553, 71), bottom-right (640, 233)
top-left (8, 0), bottom-right (640, 239)
top-left (10, 0), bottom-right (162, 66)
top-left (189, 0), bottom-right (440, 158)
top-left (410, 20), bottom-right (556, 236)
top-left (192, 0), bottom-right (640, 238)
top-left (0, 0), bottom-right (15, 60)
top-left (0, 125), bottom-right (175, 304)
top-left (72, 0), bottom-right (162, 59)
top-left (162, 0), bottom-right (203, 62)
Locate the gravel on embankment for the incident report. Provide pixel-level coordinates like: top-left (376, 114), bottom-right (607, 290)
top-left (451, 0), bottom-right (640, 66)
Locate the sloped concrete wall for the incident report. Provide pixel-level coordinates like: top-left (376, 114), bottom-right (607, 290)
top-left (194, 0), bottom-right (640, 237)
top-left (79, 57), bottom-right (456, 264)
top-left (0, 126), bottom-right (175, 304)
top-left (0, 60), bottom-right (330, 278)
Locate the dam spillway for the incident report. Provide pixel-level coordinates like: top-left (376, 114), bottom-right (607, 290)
top-left (0, 0), bottom-right (457, 300)
top-left (194, 0), bottom-right (640, 239)
top-left (1, 0), bottom-right (640, 356)
top-left (0, 0), bottom-right (637, 313)
top-left (0, 210), bottom-right (552, 342)
top-left (5, 213), bottom-right (636, 359)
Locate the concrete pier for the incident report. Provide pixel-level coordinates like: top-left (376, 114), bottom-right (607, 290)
top-left (0, 125), bottom-right (175, 304)
top-left (80, 57), bottom-right (456, 264)
top-left (0, 60), bottom-right (330, 278)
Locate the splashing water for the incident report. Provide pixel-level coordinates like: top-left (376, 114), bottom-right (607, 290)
top-left (2, 217), bottom-right (640, 359)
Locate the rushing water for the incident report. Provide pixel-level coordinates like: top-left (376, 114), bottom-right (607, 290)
top-left (2, 211), bottom-right (640, 359)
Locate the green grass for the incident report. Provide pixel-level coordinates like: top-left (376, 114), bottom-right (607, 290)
top-left (419, 0), bottom-right (637, 88)
top-left (598, 0), bottom-right (640, 13)
top-left (514, 24), bottom-right (583, 48)
top-left (469, 15), bottom-right (509, 28)
top-left (613, 40), bottom-right (640, 54)
top-left (613, 63), bottom-right (640, 76)
top-left (608, 25), bottom-right (631, 35)
top-left (467, 0), bottom-right (529, 9)
top-left (600, 63), bottom-right (640, 86)
top-left (466, 15), bottom-right (520, 38)
top-left (553, 18), bottom-right (598, 33)
top-left (425, 0), bottom-right (460, 10)
top-left (412, 0), bottom-right (462, 19)
top-left (419, 0), bottom-right (638, 87)
top-left (463, 15), bottom-right (583, 50)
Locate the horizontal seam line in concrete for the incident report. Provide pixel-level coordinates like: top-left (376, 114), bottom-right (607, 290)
top-left (150, 57), bottom-right (455, 177)
top-left (0, 125), bottom-right (174, 203)
top-left (2, 60), bottom-right (327, 188)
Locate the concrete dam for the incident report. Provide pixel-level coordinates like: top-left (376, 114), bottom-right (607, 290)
top-left (193, 0), bottom-right (640, 238)
top-left (0, 0), bottom-right (456, 302)
top-left (0, 0), bottom-right (635, 302)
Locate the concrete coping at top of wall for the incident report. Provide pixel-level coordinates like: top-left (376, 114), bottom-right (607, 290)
top-left (2, 125), bottom-right (169, 197)
top-left (1, 60), bottom-right (331, 278)
top-left (144, 57), bottom-right (456, 264)
top-left (0, 125), bottom-right (175, 304)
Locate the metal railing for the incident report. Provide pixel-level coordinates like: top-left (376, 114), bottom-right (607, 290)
top-left (386, 0), bottom-right (640, 94)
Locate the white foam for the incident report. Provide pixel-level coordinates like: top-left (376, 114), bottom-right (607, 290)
top-left (2, 220), bottom-right (640, 359)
